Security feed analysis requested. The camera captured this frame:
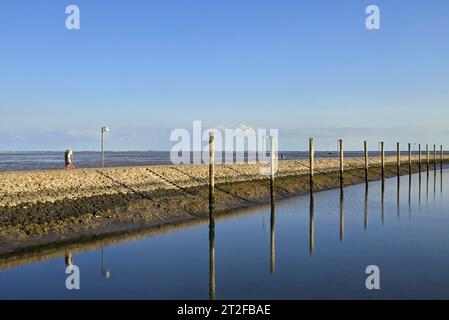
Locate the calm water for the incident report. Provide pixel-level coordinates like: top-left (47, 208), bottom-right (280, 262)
top-left (0, 151), bottom-right (404, 172)
top-left (0, 169), bottom-right (448, 299)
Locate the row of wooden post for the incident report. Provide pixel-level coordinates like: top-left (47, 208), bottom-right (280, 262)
top-left (207, 133), bottom-right (445, 197)
top-left (308, 140), bottom-right (444, 185)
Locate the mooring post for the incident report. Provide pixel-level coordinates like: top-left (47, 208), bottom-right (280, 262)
top-left (408, 143), bottom-right (412, 174)
top-left (270, 136), bottom-right (276, 188)
top-left (380, 141), bottom-right (385, 178)
top-left (309, 138), bottom-right (314, 188)
top-left (434, 144), bottom-right (437, 169)
top-left (441, 145), bottom-right (444, 170)
top-left (339, 139), bottom-right (344, 185)
top-left (419, 144), bottom-right (422, 172)
top-left (397, 142), bottom-right (401, 176)
top-left (426, 144), bottom-right (430, 171)
top-left (209, 132), bottom-right (215, 207)
top-left (364, 140), bottom-right (369, 182)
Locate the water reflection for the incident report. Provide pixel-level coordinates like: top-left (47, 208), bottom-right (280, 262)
top-left (64, 252), bottom-right (73, 267)
top-left (340, 186), bottom-right (344, 241)
top-left (408, 173), bottom-right (412, 217)
top-left (209, 188), bottom-right (216, 300)
top-left (419, 170), bottom-right (422, 208)
top-left (309, 189), bottom-right (314, 256)
top-left (397, 175), bottom-right (400, 220)
top-left (381, 177), bottom-right (385, 224)
top-left (270, 181), bottom-right (275, 273)
top-left (101, 248), bottom-right (111, 279)
top-left (364, 183), bottom-right (369, 230)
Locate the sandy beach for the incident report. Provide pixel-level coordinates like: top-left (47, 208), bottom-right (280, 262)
top-left (0, 155), bottom-right (444, 256)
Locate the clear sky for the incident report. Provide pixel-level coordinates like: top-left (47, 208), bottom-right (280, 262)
top-left (1, 0), bottom-right (448, 151)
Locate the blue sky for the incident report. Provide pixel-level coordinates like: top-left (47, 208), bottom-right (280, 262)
top-left (1, 0), bottom-right (448, 151)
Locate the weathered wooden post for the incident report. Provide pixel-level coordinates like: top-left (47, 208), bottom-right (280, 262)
top-left (426, 144), bottom-right (430, 171)
top-left (441, 145), bottom-right (444, 170)
top-left (380, 141), bottom-right (385, 178)
top-left (397, 142), bottom-right (401, 176)
top-left (408, 143), bottom-right (412, 174)
top-left (364, 141), bottom-right (369, 182)
top-left (309, 138), bottom-right (314, 188)
top-left (434, 144), bottom-right (437, 169)
top-left (209, 132), bottom-right (215, 208)
top-left (270, 136), bottom-right (275, 184)
top-left (339, 139), bottom-right (344, 185)
top-left (419, 144), bottom-right (422, 172)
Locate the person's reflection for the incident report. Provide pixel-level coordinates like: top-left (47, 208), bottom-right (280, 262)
top-left (309, 188), bottom-right (314, 256)
top-left (270, 181), bottom-right (276, 273)
top-left (364, 182), bottom-right (369, 230)
top-left (64, 252), bottom-right (74, 267)
top-left (209, 193), bottom-right (216, 300)
top-left (340, 185), bottom-right (344, 241)
top-left (101, 247), bottom-right (111, 280)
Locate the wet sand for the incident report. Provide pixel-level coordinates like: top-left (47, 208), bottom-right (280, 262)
top-left (0, 156), bottom-right (444, 256)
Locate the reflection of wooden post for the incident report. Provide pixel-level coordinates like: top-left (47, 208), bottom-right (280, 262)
top-left (397, 142), bottom-right (401, 175)
top-left (364, 183), bottom-right (369, 230)
top-left (309, 190), bottom-right (314, 256)
top-left (340, 186), bottom-right (344, 241)
top-left (209, 214), bottom-right (215, 300)
top-left (418, 144), bottom-right (422, 172)
top-left (380, 142), bottom-right (385, 178)
top-left (309, 138), bottom-right (314, 187)
top-left (364, 141), bottom-right (369, 182)
top-left (441, 145), bottom-right (444, 170)
top-left (408, 143), bottom-right (412, 174)
top-left (270, 186), bottom-right (275, 273)
top-left (339, 139), bottom-right (344, 185)
top-left (209, 132), bottom-right (215, 207)
top-left (381, 176), bottom-right (385, 224)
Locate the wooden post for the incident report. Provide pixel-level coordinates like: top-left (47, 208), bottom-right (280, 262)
top-left (309, 138), bottom-right (314, 187)
top-left (426, 144), bottom-right (430, 171)
top-left (339, 139), bottom-right (344, 184)
top-left (380, 141), bottom-right (385, 178)
top-left (209, 132), bottom-right (215, 206)
top-left (397, 142), bottom-right (401, 175)
top-left (270, 136), bottom-right (275, 185)
top-left (364, 140), bottom-right (368, 182)
top-left (434, 144), bottom-right (437, 169)
top-left (408, 143), bottom-right (412, 174)
top-left (419, 144), bottom-right (422, 172)
top-left (441, 145), bottom-right (444, 169)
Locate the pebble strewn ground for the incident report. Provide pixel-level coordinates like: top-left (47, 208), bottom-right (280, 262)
top-left (0, 156), bottom-right (412, 208)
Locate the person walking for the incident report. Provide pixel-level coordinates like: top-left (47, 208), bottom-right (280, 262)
top-left (64, 148), bottom-right (74, 170)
